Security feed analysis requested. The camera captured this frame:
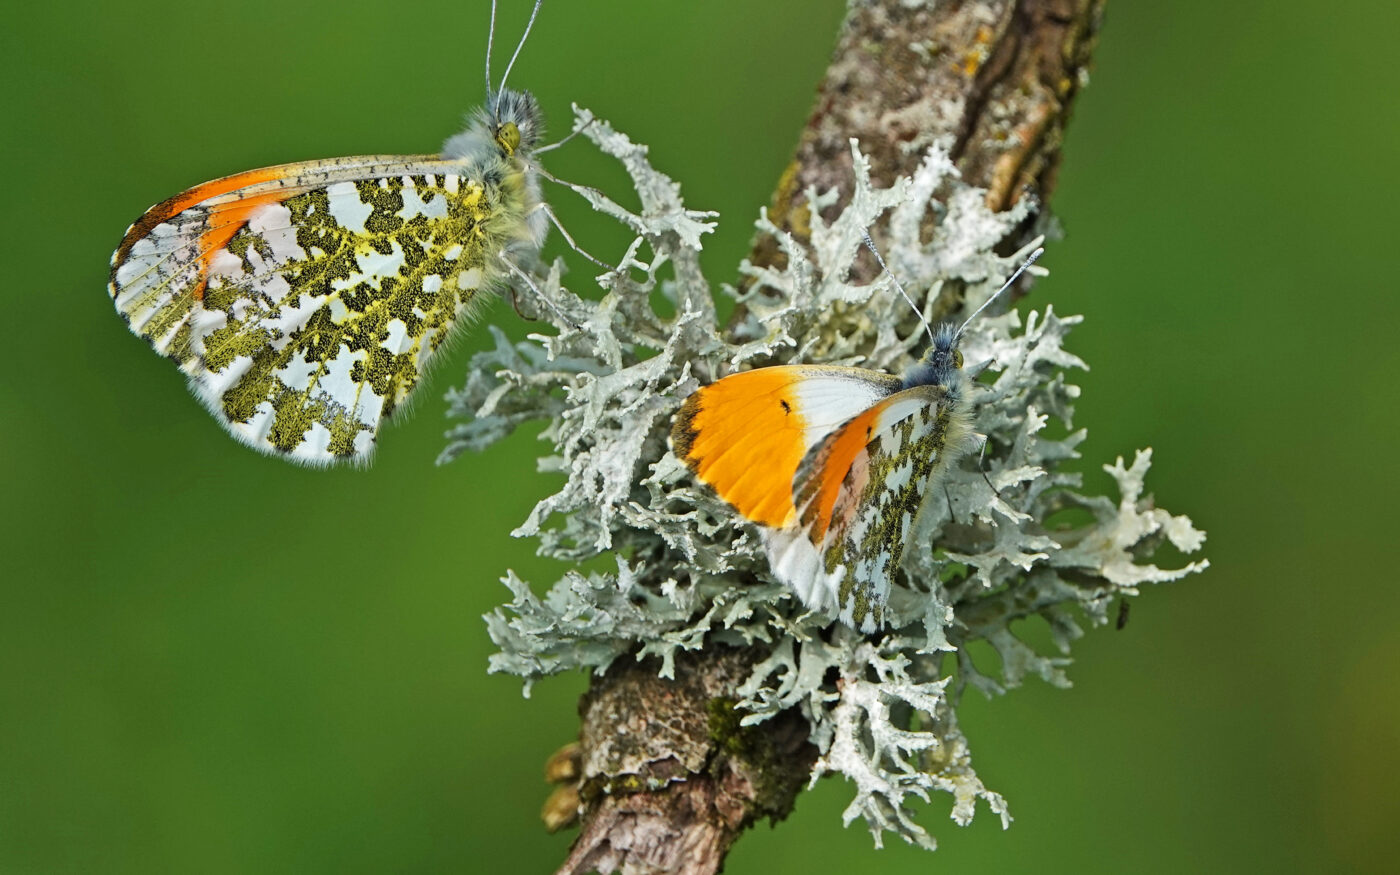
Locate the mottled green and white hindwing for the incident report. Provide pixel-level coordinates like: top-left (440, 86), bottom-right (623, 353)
top-left (764, 384), bottom-right (973, 631)
top-left (113, 168), bottom-right (508, 463)
top-left (200, 173), bottom-right (504, 462)
top-left (109, 87), bottom-right (547, 465)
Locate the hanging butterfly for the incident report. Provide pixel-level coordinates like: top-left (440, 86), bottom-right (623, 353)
top-left (107, 1), bottom-right (561, 465)
top-left (671, 247), bottom-right (1042, 632)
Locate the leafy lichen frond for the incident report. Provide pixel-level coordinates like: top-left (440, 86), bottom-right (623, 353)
top-left (441, 109), bottom-right (1207, 848)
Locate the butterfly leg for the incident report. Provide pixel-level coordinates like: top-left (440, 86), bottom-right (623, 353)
top-left (538, 165), bottom-right (606, 203)
top-left (942, 481), bottom-right (959, 524)
top-left (501, 255), bottom-right (582, 330)
top-left (537, 165), bottom-right (634, 258)
top-left (533, 202), bottom-right (616, 272)
top-left (532, 116), bottom-right (599, 155)
top-left (975, 435), bottom-right (1005, 499)
top-left (504, 283), bottom-right (541, 322)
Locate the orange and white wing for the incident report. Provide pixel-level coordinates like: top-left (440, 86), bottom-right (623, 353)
top-left (111, 155), bottom-right (501, 464)
top-left (764, 383), bottom-right (974, 631)
top-left (671, 365), bottom-right (905, 527)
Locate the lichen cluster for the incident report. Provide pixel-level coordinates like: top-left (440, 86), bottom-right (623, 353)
top-left (440, 107), bottom-right (1207, 850)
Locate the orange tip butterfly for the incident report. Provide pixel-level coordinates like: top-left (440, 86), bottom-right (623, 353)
top-left (108, 1), bottom-right (558, 465)
top-left (671, 247), bottom-right (1044, 632)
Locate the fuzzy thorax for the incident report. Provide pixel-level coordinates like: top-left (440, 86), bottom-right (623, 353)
top-left (441, 87), bottom-right (548, 261)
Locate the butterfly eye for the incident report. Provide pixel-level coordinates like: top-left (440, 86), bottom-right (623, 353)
top-left (496, 121), bottom-right (521, 154)
top-left (952, 349), bottom-right (964, 369)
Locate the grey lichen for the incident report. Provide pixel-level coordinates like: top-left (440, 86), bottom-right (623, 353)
top-left (440, 107), bottom-right (1207, 850)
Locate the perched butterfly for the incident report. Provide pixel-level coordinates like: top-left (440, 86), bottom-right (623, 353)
top-left (672, 249), bottom-right (1042, 632)
top-left (108, 2), bottom-right (557, 465)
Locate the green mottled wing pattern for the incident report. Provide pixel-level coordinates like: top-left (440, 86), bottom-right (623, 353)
top-left (111, 161), bottom-right (517, 464)
top-left (763, 384), bottom-right (971, 631)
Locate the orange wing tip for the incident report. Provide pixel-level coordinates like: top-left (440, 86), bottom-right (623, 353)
top-left (670, 373), bottom-right (808, 529)
top-left (113, 166), bottom-right (289, 269)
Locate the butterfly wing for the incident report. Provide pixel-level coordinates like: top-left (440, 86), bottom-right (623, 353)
top-left (671, 365), bottom-right (906, 527)
top-left (111, 155), bottom-right (510, 464)
top-left (764, 382), bottom-right (973, 631)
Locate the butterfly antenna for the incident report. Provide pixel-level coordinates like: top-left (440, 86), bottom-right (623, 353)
top-left (863, 230), bottom-right (936, 347)
top-left (496, 0), bottom-right (544, 117)
top-left (484, 0), bottom-right (497, 102)
top-left (955, 246), bottom-right (1045, 337)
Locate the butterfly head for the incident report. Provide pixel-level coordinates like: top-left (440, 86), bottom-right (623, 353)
top-left (481, 1), bottom-right (544, 157)
top-left (443, 88), bottom-right (544, 165)
top-left (903, 323), bottom-right (965, 390)
top-left (901, 248), bottom-right (1045, 391)
top-left (489, 88), bottom-right (544, 156)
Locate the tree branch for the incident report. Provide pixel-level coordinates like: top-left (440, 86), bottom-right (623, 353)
top-left (556, 647), bottom-right (815, 875)
top-left (554, 2), bottom-right (1104, 872)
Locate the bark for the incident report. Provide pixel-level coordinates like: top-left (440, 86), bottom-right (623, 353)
top-left (555, 647), bottom-right (815, 875)
top-left (555, 2), bottom-right (1104, 872)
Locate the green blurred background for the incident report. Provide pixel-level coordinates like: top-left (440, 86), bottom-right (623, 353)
top-left (3, 0), bottom-right (1396, 871)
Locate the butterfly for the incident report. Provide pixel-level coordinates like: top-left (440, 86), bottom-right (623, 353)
top-left (108, 2), bottom-right (555, 465)
top-left (671, 250), bottom-right (1042, 632)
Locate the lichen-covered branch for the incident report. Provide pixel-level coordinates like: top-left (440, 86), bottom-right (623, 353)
top-left (555, 647), bottom-right (816, 875)
top-left (746, 0), bottom-right (1103, 315)
top-left (439, 2), bottom-right (1204, 873)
